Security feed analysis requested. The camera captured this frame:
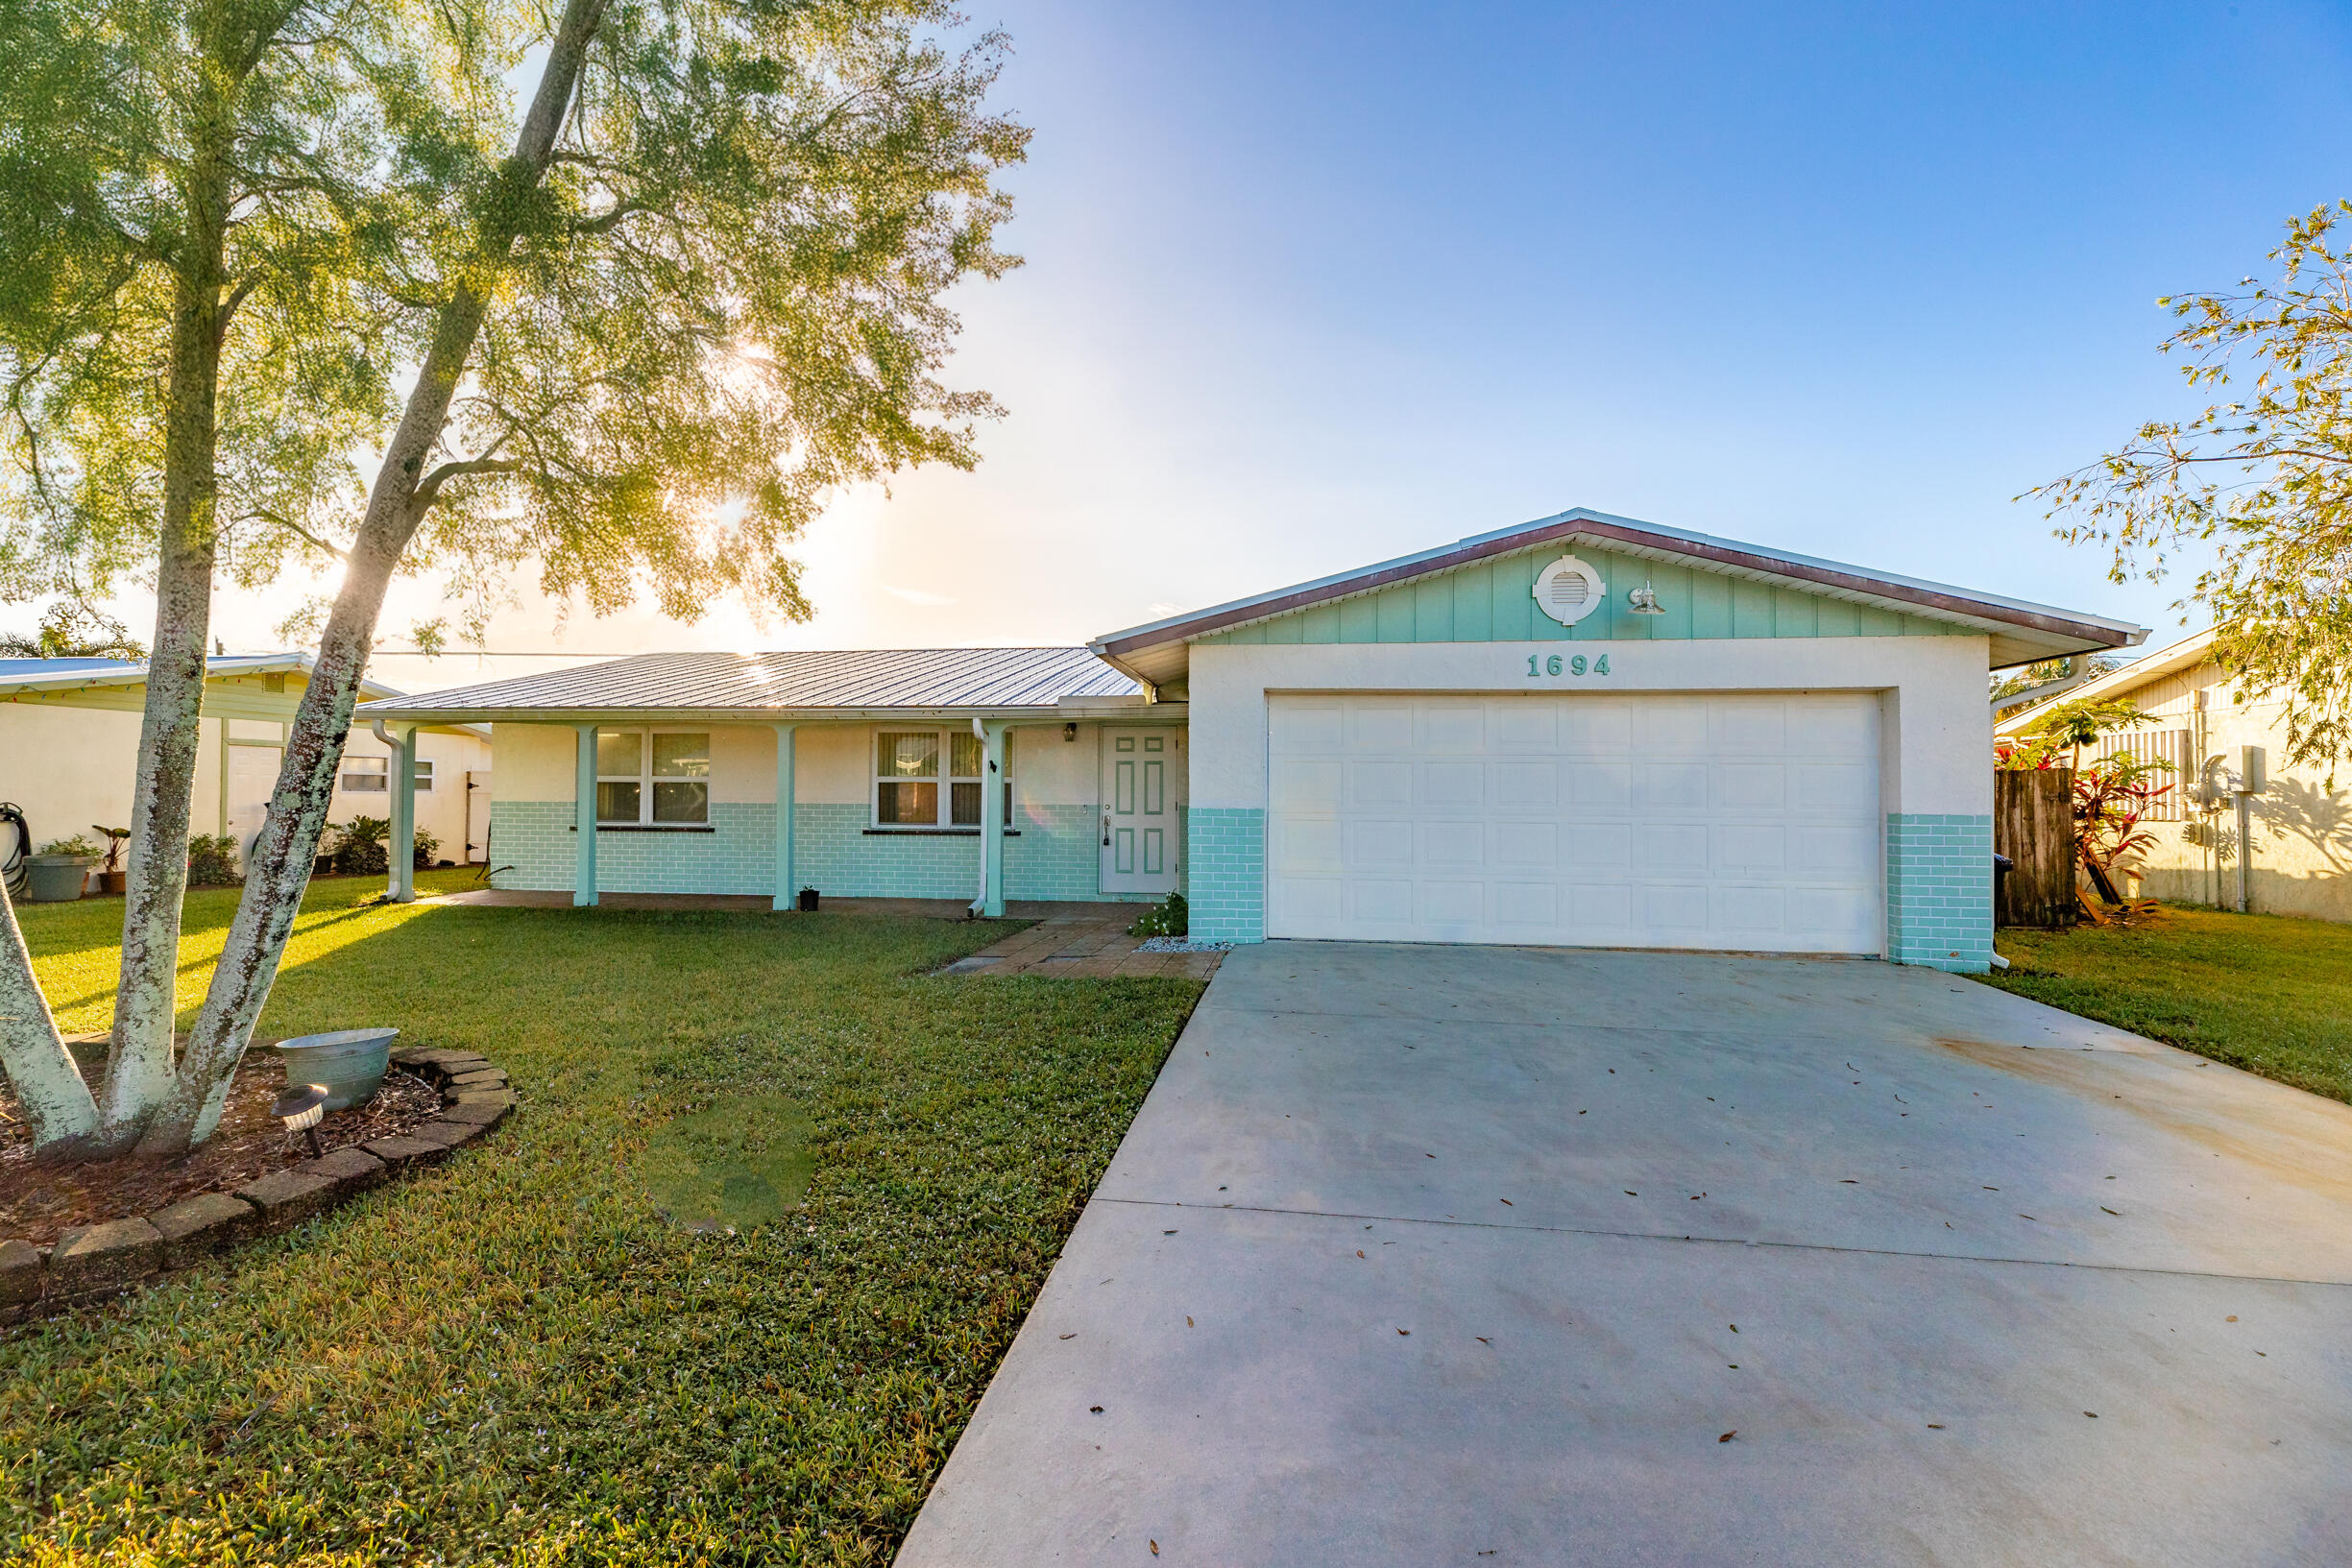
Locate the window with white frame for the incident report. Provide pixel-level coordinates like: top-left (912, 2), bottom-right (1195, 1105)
top-left (337, 755), bottom-right (433, 793)
top-left (596, 729), bottom-right (710, 825)
top-left (873, 729), bottom-right (1012, 828)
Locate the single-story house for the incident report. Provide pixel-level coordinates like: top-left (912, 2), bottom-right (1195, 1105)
top-left (356, 508), bottom-right (2145, 972)
top-left (0, 652), bottom-right (492, 880)
top-left (1993, 625), bottom-right (2352, 922)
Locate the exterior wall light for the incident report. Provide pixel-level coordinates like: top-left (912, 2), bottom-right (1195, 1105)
top-left (272, 1082), bottom-right (331, 1157)
top-left (1628, 582), bottom-right (1667, 615)
top-left (1063, 722), bottom-right (1079, 741)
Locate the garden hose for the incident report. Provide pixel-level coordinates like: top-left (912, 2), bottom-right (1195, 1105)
top-left (1, 802), bottom-right (28, 899)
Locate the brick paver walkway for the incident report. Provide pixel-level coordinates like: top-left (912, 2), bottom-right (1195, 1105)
top-left (939, 909), bottom-right (1224, 979)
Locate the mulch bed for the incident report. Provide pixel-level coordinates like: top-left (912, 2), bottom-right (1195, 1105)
top-left (0, 1048), bottom-right (442, 1247)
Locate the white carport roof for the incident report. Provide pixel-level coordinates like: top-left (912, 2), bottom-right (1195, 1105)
top-left (355, 646), bottom-right (1154, 726)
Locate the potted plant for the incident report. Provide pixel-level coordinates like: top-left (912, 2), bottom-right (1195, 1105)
top-left (93, 825), bottom-right (131, 894)
top-left (26, 833), bottom-right (101, 902)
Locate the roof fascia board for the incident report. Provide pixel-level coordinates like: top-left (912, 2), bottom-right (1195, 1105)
top-left (1091, 508), bottom-right (2146, 657)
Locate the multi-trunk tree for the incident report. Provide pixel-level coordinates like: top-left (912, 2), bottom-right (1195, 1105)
top-left (0, 0), bottom-right (1025, 1157)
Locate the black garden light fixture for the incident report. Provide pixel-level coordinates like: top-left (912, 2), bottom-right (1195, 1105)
top-left (272, 1082), bottom-right (331, 1157)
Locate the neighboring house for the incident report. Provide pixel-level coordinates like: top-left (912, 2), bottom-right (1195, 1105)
top-left (0, 653), bottom-right (493, 875)
top-left (357, 507), bottom-right (2143, 973)
top-left (1993, 625), bottom-right (2352, 922)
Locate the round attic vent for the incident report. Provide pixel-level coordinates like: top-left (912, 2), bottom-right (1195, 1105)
top-left (1532, 554), bottom-right (1605, 628)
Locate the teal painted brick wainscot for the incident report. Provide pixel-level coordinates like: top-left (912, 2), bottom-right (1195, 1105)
top-left (1885, 813), bottom-right (1995, 974)
top-left (1195, 543), bottom-right (1961, 647)
top-left (490, 799), bottom-right (1144, 903)
top-left (1187, 806), bottom-right (1266, 943)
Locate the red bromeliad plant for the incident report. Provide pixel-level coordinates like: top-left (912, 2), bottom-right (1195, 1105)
top-left (2074, 754), bottom-right (2173, 875)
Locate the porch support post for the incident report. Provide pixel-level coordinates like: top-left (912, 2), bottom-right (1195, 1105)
top-left (389, 726), bottom-right (418, 903)
top-left (972, 718), bottom-right (1007, 919)
top-left (573, 722), bottom-right (598, 907)
top-left (772, 722), bottom-right (797, 912)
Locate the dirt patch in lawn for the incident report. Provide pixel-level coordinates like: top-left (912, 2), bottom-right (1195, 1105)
top-left (0, 1049), bottom-right (443, 1246)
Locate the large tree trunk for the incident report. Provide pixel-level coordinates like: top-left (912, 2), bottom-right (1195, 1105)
top-left (137, 0), bottom-right (611, 1154)
top-left (0, 879), bottom-right (99, 1151)
top-left (87, 47), bottom-right (238, 1155)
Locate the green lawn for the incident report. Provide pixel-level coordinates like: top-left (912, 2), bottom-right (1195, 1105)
top-left (1983, 903), bottom-right (2352, 1104)
top-left (3, 877), bottom-right (1201, 1565)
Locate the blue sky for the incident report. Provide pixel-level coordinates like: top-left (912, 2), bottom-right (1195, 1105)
top-left (301, 1), bottom-right (2352, 677)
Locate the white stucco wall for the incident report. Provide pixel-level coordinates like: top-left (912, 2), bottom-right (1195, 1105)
top-left (1186, 636), bottom-right (1994, 818)
top-left (0, 705), bottom-right (225, 855)
top-left (2087, 663), bottom-right (2352, 922)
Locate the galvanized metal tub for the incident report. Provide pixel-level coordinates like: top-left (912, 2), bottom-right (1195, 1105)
top-left (273, 1027), bottom-right (400, 1111)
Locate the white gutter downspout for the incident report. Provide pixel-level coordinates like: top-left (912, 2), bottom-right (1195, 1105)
top-left (371, 719), bottom-right (414, 904)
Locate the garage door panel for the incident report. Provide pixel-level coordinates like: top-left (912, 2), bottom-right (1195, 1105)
top-left (1272, 703), bottom-right (1345, 752)
top-left (1273, 760), bottom-right (1342, 811)
top-left (1418, 880), bottom-right (1484, 926)
top-left (1420, 820), bottom-right (1484, 866)
top-left (1794, 761), bottom-right (1877, 813)
top-left (1568, 882), bottom-right (1635, 930)
top-left (1638, 884), bottom-right (1709, 930)
top-left (1716, 884), bottom-right (1787, 933)
top-left (1794, 823), bottom-right (1878, 877)
top-left (1711, 702), bottom-right (1787, 753)
top-left (1790, 698), bottom-right (1877, 753)
top-left (1349, 705), bottom-right (1414, 751)
top-left (1495, 761), bottom-right (1559, 808)
top-left (1562, 703), bottom-right (1632, 752)
top-left (1344, 820), bottom-right (1416, 868)
top-left (1710, 762), bottom-right (1786, 810)
top-left (1495, 820), bottom-right (1559, 865)
top-left (1564, 823), bottom-right (1631, 867)
top-left (1348, 879), bottom-right (1415, 922)
top-left (1492, 704), bottom-right (1559, 751)
top-left (1265, 692), bottom-right (1880, 953)
top-left (1348, 761), bottom-right (1412, 807)
top-left (1642, 824), bottom-right (1709, 872)
top-left (1494, 881), bottom-right (1558, 927)
top-left (1418, 704), bottom-right (1484, 749)
top-left (1638, 763), bottom-right (1708, 809)
top-left (1420, 761), bottom-right (1483, 807)
top-left (1563, 762), bottom-right (1628, 808)
top-left (1639, 700), bottom-right (1710, 754)
top-left (1712, 824), bottom-right (1786, 874)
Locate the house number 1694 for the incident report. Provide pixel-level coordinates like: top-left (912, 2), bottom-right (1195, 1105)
top-left (1527, 653), bottom-right (1609, 678)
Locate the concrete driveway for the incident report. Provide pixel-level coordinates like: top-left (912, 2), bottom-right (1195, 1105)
top-left (898, 943), bottom-right (2352, 1566)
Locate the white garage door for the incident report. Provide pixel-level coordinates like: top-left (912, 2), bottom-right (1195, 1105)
top-left (1267, 692), bottom-right (1882, 953)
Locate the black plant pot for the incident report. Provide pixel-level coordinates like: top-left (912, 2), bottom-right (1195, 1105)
top-left (797, 887), bottom-right (820, 912)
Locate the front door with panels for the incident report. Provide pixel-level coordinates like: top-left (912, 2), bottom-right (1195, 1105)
top-left (1100, 728), bottom-right (1184, 896)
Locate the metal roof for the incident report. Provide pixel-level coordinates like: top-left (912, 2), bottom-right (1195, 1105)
top-left (355, 646), bottom-right (1144, 723)
top-left (1091, 507), bottom-right (2150, 684)
top-left (0, 651), bottom-right (404, 700)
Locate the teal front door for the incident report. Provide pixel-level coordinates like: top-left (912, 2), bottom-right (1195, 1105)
top-left (1100, 728), bottom-right (1183, 896)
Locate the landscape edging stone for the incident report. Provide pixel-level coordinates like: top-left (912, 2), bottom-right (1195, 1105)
top-left (1, 1047), bottom-right (513, 1326)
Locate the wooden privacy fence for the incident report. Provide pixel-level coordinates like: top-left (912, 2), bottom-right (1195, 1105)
top-left (1995, 768), bottom-right (2075, 929)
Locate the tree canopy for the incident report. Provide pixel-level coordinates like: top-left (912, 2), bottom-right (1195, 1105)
top-left (2033, 203), bottom-right (2352, 768)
